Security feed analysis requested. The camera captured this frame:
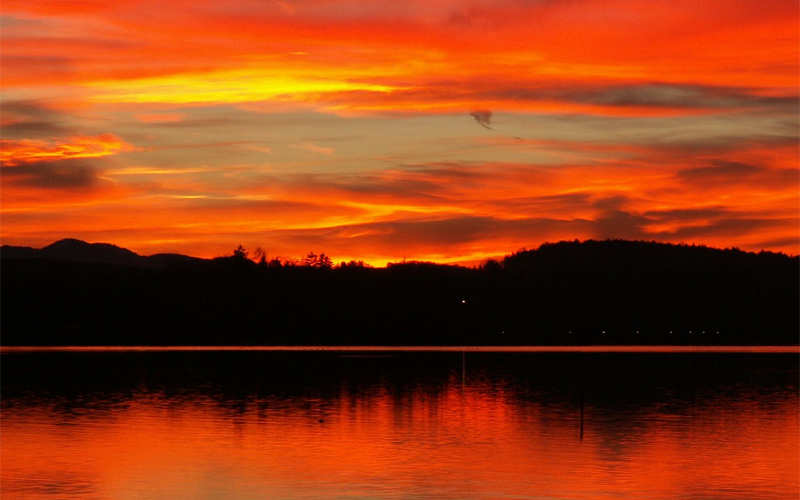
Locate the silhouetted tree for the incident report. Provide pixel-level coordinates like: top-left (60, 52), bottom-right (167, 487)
top-left (339, 260), bottom-right (369, 268)
top-left (300, 251), bottom-right (317, 267)
top-left (301, 251), bottom-right (333, 269)
top-left (252, 247), bottom-right (267, 265)
top-left (232, 245), bottom-right (249, 260)
top-left (317, 252), bottom-right (333, 269)
top-left (482, 258), bottom-right (502, 274)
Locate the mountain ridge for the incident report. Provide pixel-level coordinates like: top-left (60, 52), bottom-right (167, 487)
top-left (1, 238), bottom-right (205, 268)
top-left (2, 238), bottom-right (797, 347)
top-left (2, 237), bottom-right (795, 269)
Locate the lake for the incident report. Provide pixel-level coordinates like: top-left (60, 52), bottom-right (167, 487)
top-left (2, 348), bottom-right (798, 499)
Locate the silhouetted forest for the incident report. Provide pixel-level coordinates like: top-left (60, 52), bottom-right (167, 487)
top-left (2, 239), bottom-right (797, 345)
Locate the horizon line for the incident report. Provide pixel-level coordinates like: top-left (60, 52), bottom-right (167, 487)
top-left (2, 345), bottom-right (798, 353)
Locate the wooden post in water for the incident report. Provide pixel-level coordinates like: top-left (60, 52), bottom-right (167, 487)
top-left (579, 387), bottom-right (584, 441)
top-left (579, 353), bottom-right (585, 441)
top-left (461, 350), bottom-right (466, 390)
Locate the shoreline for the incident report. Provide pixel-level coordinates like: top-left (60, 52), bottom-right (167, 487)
top-left (2, 345), bottom-right (798, 353)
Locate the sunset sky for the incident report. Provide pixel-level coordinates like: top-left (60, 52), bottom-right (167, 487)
top-left (2, 0), bottom-right (798, 265)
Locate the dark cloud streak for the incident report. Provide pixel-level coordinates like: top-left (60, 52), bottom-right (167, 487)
top-left (0, 100), bottom-right (70, 138)
top-left (469, 110), bottom-right (493, 129)
top-left (677, 161), bottom-right (763, 181)
top-left (2, 159), bottom-right (100, 189)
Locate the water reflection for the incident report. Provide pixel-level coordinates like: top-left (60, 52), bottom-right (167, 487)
top-left (2, 352), bottom-right (798, 499)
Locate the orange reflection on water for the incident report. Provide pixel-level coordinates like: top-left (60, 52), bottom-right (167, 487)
top-left (2, 366), bottom-right (797, 500)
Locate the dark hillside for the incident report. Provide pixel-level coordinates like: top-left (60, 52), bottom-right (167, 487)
top-left (498, 240), bottom-right (798, 345)
top-left (2, 239), bottom-right (797, 345)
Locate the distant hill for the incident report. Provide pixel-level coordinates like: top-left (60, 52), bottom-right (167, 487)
top-left (1, 238), bottom-right (204, 269)
top-left (1, 238), bottom-right (797, 346)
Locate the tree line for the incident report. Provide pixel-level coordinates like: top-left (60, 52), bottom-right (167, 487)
top-left (2, 239), bottom-right (797, 346)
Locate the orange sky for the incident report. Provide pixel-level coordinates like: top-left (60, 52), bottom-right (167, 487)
top-left (1, 0), bottom-right (798, 265)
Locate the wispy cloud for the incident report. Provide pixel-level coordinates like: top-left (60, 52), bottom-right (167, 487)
top-left (291, 142), bottom-right (334, 155)
top-left (133, 112), bottom-right (187, 123)
top-left (0, 134), bottom-right (134, 166)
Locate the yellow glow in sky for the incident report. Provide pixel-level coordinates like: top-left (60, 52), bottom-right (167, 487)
top-left (86, 70), bottom-right (398, 104)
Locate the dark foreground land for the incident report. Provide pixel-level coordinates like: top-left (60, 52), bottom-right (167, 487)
top-left (2, 239), bottom-right (797, 346)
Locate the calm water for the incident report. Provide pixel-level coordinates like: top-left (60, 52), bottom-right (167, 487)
top-left (2, 349), bottom-right (798, 499)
